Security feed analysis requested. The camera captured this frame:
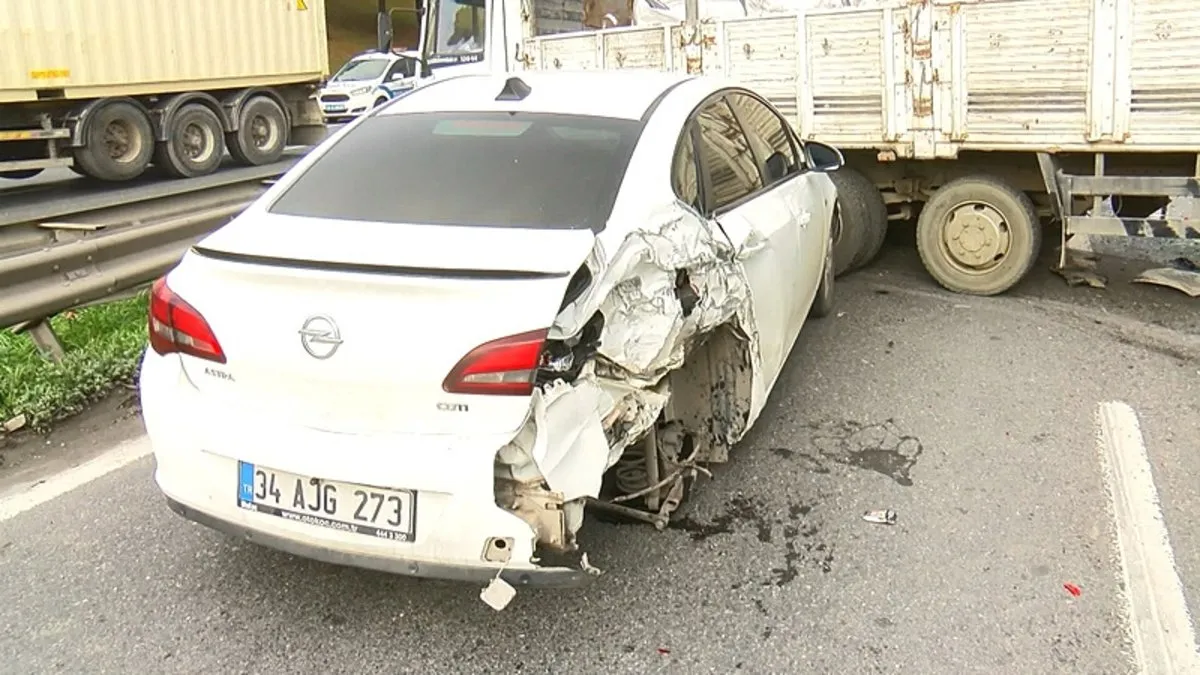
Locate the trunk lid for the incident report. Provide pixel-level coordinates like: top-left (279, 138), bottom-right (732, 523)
top-left (166, 213), bottom-right (594, 437)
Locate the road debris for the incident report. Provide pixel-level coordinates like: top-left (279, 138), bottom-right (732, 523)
top-left (480, 574), bottom-right (518, 611)
top-left (3, 414), bottom-right (26, 434)
top-left (862, 509), bottom-right (897, 525)
top-left (1053, 248), bottom-right (1107, 289)
top-left (1063, 582), bottom-right (1082, 597)
top-left (1133, 257), bottom-right (1200, 297)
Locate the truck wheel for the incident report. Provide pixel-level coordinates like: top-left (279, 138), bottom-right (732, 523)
top-left (153, 103), bottom-right (226, 178)
top-left (72, 101), bottom-right (154, 181)
top-left (829, 167), bottom-right (888, 276)
top-left (227, 95), bottom-right (287, 166)
top-left (916, 175), bottom-right (1041, 296)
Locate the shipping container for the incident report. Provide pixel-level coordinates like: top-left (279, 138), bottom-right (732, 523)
top-left (0, 0), bottom-right (331, 182)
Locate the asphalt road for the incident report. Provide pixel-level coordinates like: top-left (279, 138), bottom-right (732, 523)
top-left (1, 239), bottom-right (1197, 674)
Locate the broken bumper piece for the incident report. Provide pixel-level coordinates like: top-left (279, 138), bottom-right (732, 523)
top-left (165, 497), bottom-right (597, 588)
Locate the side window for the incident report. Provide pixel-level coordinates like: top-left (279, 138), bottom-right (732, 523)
top-left (385, 60), bottom-right (408, 82)
top-left (727, 92), bottom-right (800, 185)
top-left (671, 131), bottom-right (700, 210)
top-left (695, 98), bottom-right (763, 212)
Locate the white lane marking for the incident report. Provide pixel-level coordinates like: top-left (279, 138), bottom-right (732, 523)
top-left (0, 436), bottom-right (151, 523)
top-left (1097, 401), bottom-right (1200, 674)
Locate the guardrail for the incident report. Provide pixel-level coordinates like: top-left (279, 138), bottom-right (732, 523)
top-left (0, 158), bottom-right (304, 359)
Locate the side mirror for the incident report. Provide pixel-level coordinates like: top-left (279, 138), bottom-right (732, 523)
top-left (804, 140), bottom-right (845, 173)
top-left (376, 10), bottom-right (394, 53)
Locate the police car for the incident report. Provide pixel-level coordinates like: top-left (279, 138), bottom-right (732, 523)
top-left (317, 50), bottom-right (421, 124)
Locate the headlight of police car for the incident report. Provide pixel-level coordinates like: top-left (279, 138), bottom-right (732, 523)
top-left (350, 86), bottom-right (372, 96)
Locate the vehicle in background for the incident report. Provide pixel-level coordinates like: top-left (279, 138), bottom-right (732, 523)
top-left (0, 0), bottom-right (329, 182)
top-left (140, 69), bottom-right (842, 595)
top-left (317, 49), bottom-right (423, 124)
top-left (415, 0), bottom-right (1200, 297)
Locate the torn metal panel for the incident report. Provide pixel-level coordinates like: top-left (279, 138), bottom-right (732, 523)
top-left (493, 199), bottom-right (765, 564)
top-left (555, 201), bottom-right (759, 383)
top-left (1133, 267), bottom-right (1200, 297)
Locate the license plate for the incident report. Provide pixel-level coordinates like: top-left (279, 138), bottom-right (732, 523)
top-left (237, 461), bottom-right (415, 541)
top-left (323, 104), bottom-right (346, 112)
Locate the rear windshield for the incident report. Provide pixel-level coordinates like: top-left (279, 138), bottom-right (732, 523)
top-left (269, 111), bottom-right (641, 232)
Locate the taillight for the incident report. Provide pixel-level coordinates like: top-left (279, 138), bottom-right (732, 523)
top-left (148, 277), bottom-right (226, 363)
top-left (442, 328), bottom-right (548, 396)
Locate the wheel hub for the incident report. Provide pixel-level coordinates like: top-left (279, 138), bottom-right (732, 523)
top-left (181, 123), bottom-right (206, 159)
top-left (942, 202), bottom-right (1011, 269)
top-left (104, 120), bottom-right (134, 161)
top-left (250, 116), bottom-right (271, 149)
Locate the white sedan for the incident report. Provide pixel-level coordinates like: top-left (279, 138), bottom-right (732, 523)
top-left (140, 69), bottom-right (843, 599)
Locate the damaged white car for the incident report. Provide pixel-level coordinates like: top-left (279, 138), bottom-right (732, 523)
top-left (139, 70), bottom-right (843, 600)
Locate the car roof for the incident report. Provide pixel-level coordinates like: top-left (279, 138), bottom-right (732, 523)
top-left (379, 70), bottom-right (698, 120)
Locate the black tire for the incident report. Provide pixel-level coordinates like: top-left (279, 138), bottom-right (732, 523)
top-left (227, 95), bottom-right (288, 166)
top-left (915, 174), bottom-right (1042, 296)
top-left (809, 226), bottom-right (835, 318)
top-left (830, 205), bottom-right (863, 278)
top-left (153, 103), bottom-right (226, 179)
top-left (373, 96), bottom-right (389, 108)
top-left (72, 101), bottom-right (154, 181)
top-left (0, 169), bottom-right (43, 180)
top-left (829, 166), bottom-right (888, 275)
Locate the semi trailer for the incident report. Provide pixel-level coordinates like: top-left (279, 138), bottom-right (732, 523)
top-left (0, 0), bottom-right (330, 182)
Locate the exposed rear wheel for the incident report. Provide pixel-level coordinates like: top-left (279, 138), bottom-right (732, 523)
top-left (227, 95), bottom-right (288, 167)
top-left (72, 101), bottom-right (154, 181)
top-left (153, 103), bottom-right (226, 178)
top-left (809, 227), bottom-right (836, 318)
top-left (915, 175), bottom-right (1041, 296)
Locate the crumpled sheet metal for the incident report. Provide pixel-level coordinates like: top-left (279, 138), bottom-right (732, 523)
top-left (556, 202), bottom-right (758, 385)
top-left (1133, 267), bottom-right (1200, 297)
top-left (507, 201), bottom-right (761, 504)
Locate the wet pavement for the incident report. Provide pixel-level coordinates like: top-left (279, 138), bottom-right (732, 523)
top-left (1, 238), bottom-right (1197, 673)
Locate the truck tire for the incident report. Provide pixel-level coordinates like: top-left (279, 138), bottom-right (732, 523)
top-left (915, 174), bottom-right (1041, 296)
top-left (227, 95), bottom-right (288, 167)
top-left (829, 166), bottom-right (888, 276)
top-left (153, 104), bottom-right (226, 179)
top-left (73, 101), bottom-right (154, 181)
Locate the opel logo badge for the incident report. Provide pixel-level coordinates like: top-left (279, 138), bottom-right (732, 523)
top-left (298, 315), bottom-right (343, 360)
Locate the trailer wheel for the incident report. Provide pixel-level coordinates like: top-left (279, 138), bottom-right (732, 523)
top-left (829, 166), bottom-right (888, 276)
top-left (153, 104), bottom-right (226, 179)
top-left (916, 175), bottom-right (1041, 296)
top-left (227, 95), bottom-right (288, 166)
top-left (72, 101), bottom-right (154, 181)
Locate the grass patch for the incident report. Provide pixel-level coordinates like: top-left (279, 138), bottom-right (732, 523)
top-left (0, 294), bottom-right (149, 432)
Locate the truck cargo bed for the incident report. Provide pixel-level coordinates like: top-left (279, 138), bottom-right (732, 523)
top-left (0, 0), bottom-right (329, 104)
top-left (519, 0), bottom-right (1200, 158)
